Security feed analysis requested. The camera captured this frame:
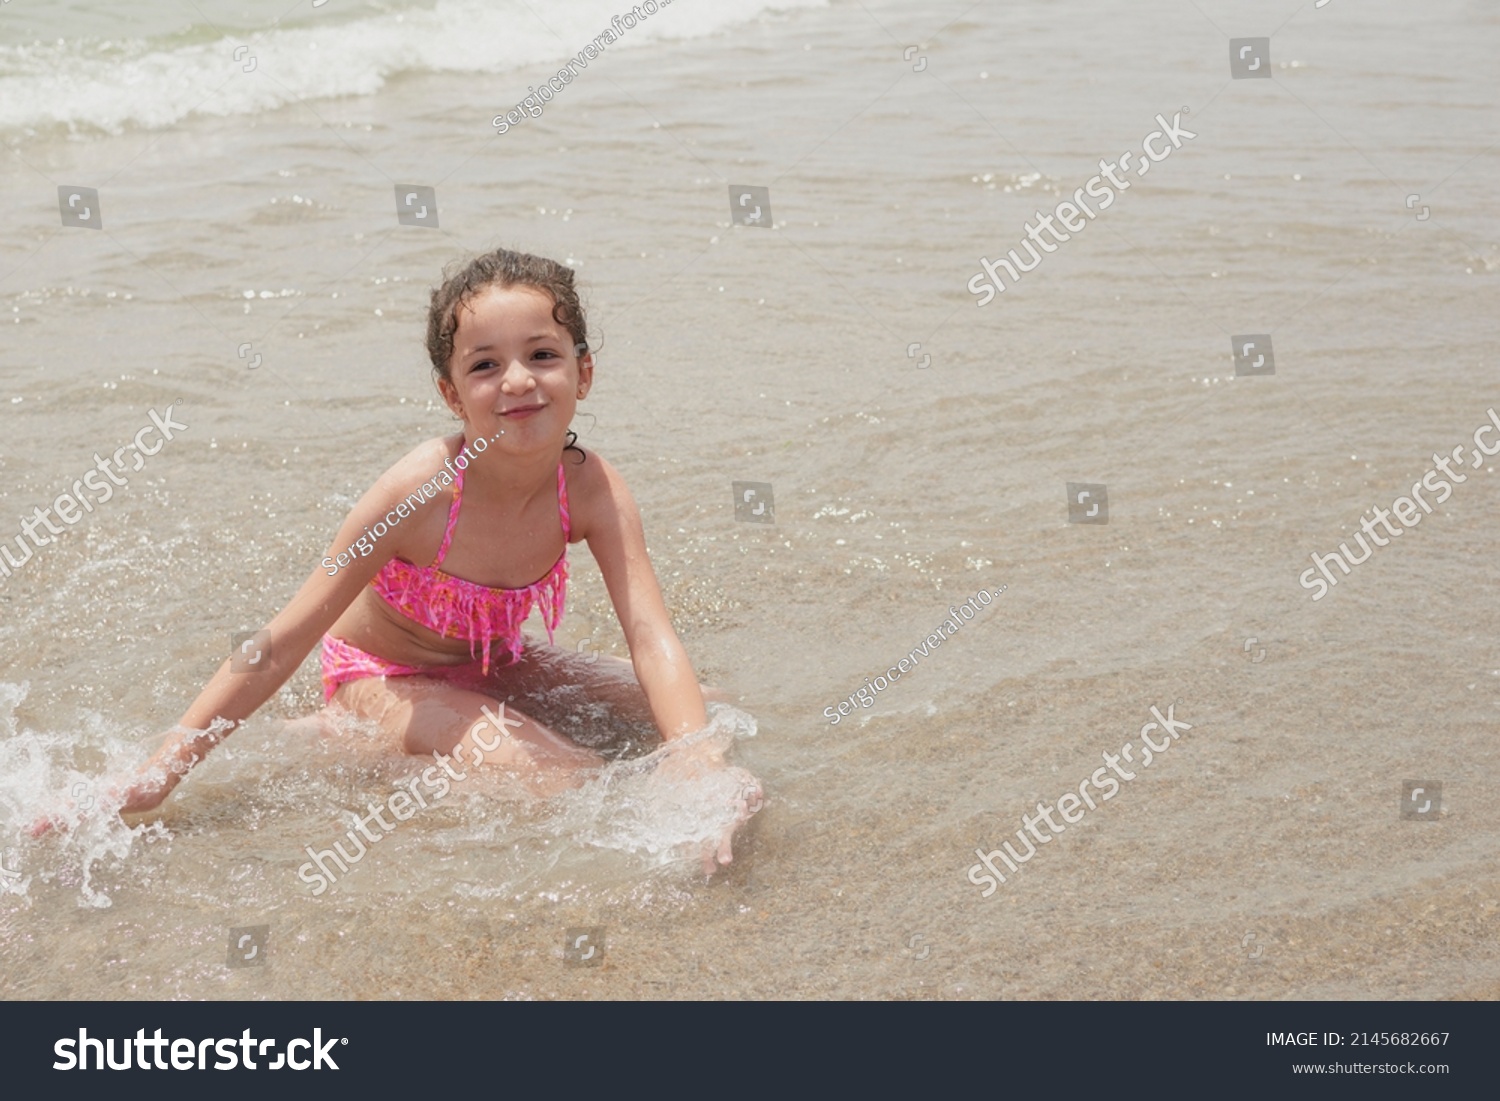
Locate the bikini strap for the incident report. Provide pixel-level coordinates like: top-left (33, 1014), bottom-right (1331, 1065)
top-left (431, 457), bottom-right (466, 567)
top-left (435, 459), bottom-right (566, 567)
top-left (556, 460), bottom-right (571, 542)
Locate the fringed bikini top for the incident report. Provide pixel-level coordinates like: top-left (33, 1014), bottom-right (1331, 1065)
top-left (370, 459), bottom-right (569, 674)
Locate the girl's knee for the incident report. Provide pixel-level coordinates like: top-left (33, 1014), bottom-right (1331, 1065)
top-left (326, 676), bottom-right (603, 780)
top-left (457, 712), bottom-right (537, 769)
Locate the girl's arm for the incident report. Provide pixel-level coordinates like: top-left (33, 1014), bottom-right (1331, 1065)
top-left (579, 456), bottom-right (709, 745)
top-left (101, 452), bottom-right (441, 817)
top-left (579, 455), bottom-right (762, 870)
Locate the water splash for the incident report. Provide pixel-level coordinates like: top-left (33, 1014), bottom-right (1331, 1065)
top-left (0, 680), bottom-right (169, 908)
top-left (552, 703), bottom-right (759, 856)
top-left (368, 703), bottom-right (758, 893)
top-left (5, 688), bottom-right (760, 909)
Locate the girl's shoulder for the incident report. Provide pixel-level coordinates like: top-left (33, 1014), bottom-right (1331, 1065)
top-left (562, 446), bottom-right (645, 540)
top-left (367, 435), bottom-right (464, 505)
top-left (562, 443), bottom-right (619, 494)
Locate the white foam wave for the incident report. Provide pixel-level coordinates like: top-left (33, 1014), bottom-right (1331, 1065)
top-left (0, 0), bottom-right (827, 134)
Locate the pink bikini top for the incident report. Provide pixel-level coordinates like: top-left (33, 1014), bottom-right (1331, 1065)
top-left (370, 459), bottom-right (569, 674)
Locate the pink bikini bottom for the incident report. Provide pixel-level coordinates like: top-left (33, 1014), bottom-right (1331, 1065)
top-left (320, 634), bottom-right (509, 702)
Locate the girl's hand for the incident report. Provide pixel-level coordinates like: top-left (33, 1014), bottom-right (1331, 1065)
top-left (25, 811), bottom-right (64, 840)
top-left (111, 765), bottom-right (178, 816)
top-left (26, 745), bottom-right (186, 839)
top-left (652, 740), bottom-right (764, 874)
top-left (706, 765), bottom-right (763, 873)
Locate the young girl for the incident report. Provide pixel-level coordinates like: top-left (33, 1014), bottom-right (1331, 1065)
top-left (35, 248), bottom-right (761, 872)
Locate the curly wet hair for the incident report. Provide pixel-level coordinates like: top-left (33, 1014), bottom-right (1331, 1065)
top-left (426, 247), bottom-right (589, 461)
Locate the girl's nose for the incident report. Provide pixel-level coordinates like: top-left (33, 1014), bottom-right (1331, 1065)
top-left (499, 360), bottom-right (534, 391)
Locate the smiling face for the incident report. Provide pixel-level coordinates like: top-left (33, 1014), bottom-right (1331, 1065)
top-left (437, 284), bottom-right (592, 454)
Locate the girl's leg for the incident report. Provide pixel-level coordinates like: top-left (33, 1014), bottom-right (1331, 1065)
top-left (479, 643), bottom-right (729, 731)
top-left (321, 655), bottom-right (755, 871)
top-left (328, 674), bottom-right (603, 796)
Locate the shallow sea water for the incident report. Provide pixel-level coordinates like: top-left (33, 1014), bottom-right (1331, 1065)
top-left (2, 0), bottom-right (1498, 999)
